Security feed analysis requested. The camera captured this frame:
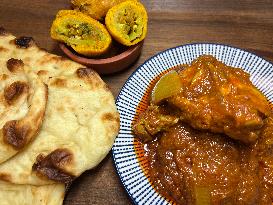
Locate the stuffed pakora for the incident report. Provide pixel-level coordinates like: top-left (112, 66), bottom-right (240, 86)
top-left (105, 1), bottom-right (148, 46)
top-left (51, 10), bottom-right (112, 56)
top-left (71, 0), bottom-right (138, 21)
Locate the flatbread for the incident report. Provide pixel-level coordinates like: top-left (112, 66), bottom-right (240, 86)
top-left (0, 55), bottom-right (47, 163)
top-left (0, 181), bottom-right (65, 205)
top-left (0, 28), bottom-right (119, 185)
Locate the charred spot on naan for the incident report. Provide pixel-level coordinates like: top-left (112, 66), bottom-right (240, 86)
top-left (0, 46), bottom-right (8, 52)
top-left (102, 112), bottom-right (120, 133)
top-left (76, 68), bottom-right (103, 88)
top-left (49, 55), bottom-right (67, 62)
top-left (37, 70), bottom-right (49, 76)
top-left (4, 81), bottom-right (28, 105)
top-left (6, 58), bottom-right (24, 72)
top-left (2, 120), bottom-right (30, 149)
top-left (32, 149), bottom-right (75, 185)
top-left (0, 173), bottom-right (11, 182)
top-left (37, 54), bottom-right (67, 66)
top-left (0, 74), bottom-right (8, 81)
top-left (102, 112), bottom-right (120, 124)
top-left (37, 70), bottom-right (51, 82)
top-left (50, 78), bottom-right (67, 87)
top-left (76, 68), bottom-right (96, 78)
top-left (2, 81), bottom-right (47, 151)
top-left (14, 36), bottom-right (34, 48)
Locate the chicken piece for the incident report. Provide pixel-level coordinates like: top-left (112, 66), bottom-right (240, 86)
top-left (166, 55), bottom-right (272, 143)
top-left (134, 55), bottom-right (271, 143)
top-left (133, 105), bottom-right (179, 142)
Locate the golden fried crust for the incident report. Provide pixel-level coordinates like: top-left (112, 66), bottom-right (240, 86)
top-left (32, 149), bottom-right (75, 185)
top-left (71, 0), bottom-right (138, 21)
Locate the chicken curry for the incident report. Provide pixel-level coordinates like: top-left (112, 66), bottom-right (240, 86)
top-left (133, 55), bottom-right (273, 205)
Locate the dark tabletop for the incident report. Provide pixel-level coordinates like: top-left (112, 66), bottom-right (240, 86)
top-left (0, 0), bottom-right (273, 204)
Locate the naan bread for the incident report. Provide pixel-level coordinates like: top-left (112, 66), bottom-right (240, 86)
top-left (0, 52), bottom-right (47, 163)
top-left (0, 27), bottom-right (119, 185)
top-left (0, 181), bottom-right (65, 205)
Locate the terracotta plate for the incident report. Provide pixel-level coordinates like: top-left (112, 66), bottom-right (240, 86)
top-left (59, 41), bottom-right (143, 75)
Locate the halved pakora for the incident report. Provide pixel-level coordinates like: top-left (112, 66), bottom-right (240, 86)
top-left (71, 0), bottom-right (138, 21)
top-left (50, 10), bottom-right (112, 57)
top-left (105, 1), bottom-right (148, 46)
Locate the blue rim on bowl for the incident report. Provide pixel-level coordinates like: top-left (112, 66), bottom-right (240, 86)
top-left (112, 43), bottom-right (273, 205)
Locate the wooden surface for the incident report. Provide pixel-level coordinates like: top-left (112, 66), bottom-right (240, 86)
top-left (0, 0), bottom-right (273, 204)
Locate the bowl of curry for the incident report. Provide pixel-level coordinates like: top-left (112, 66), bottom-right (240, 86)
top-left (112, 43), bottom-right (273, 205)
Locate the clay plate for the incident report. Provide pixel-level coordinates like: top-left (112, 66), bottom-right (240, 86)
top-left (59, 41), bottom-right (143, 75)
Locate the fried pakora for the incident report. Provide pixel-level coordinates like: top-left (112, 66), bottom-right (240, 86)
top-left (50, 10), bottom-right (112, 57)
top-left (105, 1), bottom-right (148, 46)
top-left (71, 0), bottom-right (138, 21)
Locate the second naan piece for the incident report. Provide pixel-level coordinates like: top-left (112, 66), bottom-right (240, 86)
top-left (0, 57), bottom-right (47, 163)
top-left (0, 181), bottom-right (65, 205)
